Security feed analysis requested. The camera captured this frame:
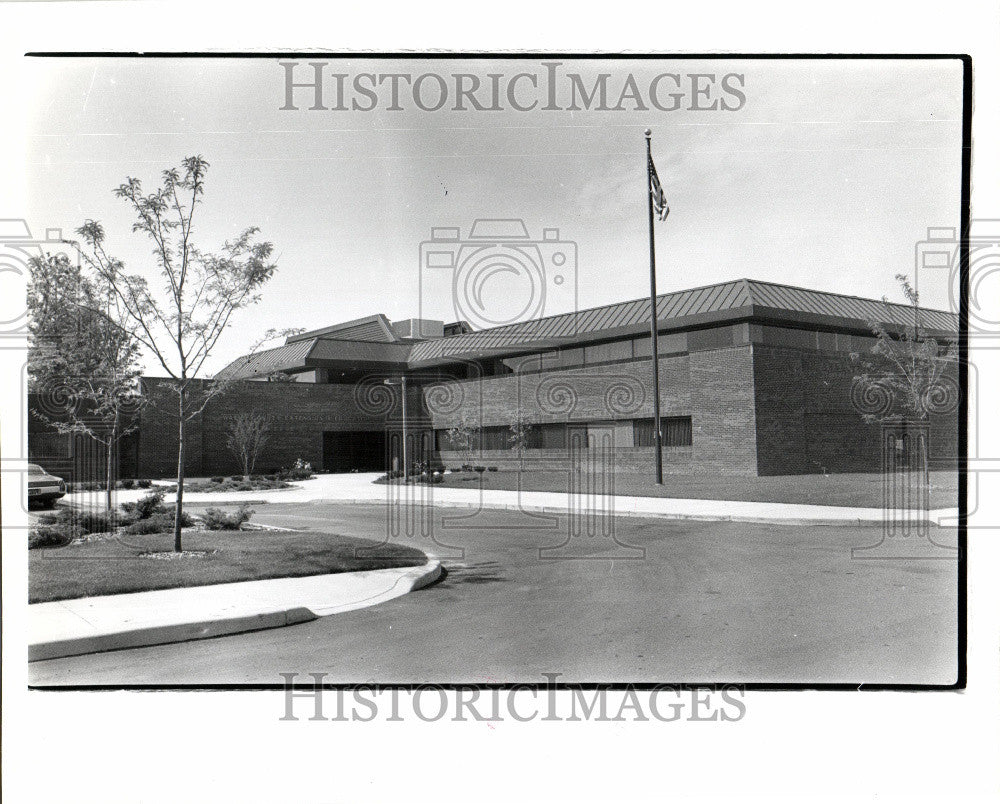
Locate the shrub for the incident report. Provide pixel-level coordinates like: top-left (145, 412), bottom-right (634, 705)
top-left (66, 480), bottom-right (105, 493)
top-left (487, 466), bottom-right (499, 472)
top-left (122, 509), bottom-right (193, 535)
top-left (277, 458), bottom-right (314, 481)
top-left (75, 510), bottom-right (118, 534)
top-left (29, 523), bottom-right (79, 549)
top-left (461, 464), bottom-right (474, 472)
top-left (117, 478), bottom-right (135, 490)
top-left (473, 466), bottom-right (486, 473)
top-left (210, 476), bottom-right (225, 483)
top-left (120, 491), bottom-right (165, 521)
top-left (202, 505), bottom-right (255, 530)
top-left (230, 475), bottom-right (242, 481)
top-left (136, 479), bottom-right (153, 489)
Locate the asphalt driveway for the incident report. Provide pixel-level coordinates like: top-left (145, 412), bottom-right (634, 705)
top-left (28, 502), bottom-right (959, 686)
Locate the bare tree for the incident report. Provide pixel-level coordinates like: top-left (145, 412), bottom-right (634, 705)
top-left (75, 156), bottom-right (278, 550)
top-left (226, 411), bottom-right (272, 480)
top-left (27, 250), bottom-right (145, 514)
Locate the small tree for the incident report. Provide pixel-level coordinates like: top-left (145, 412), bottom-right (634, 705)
top-left (851, 273), bottom-right (958, 482)
top-left (226, 411), bottom-right (272, 480)
top-left (507, 418), bottom-right (534, 456)
top-left (75, 156), bottom-right (277, 551)
top-left (445, 416), bottom-right (480, 465)
top-left (27, 251), bottom-right (145, 514)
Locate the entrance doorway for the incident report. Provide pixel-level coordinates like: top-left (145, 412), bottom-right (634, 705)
top-left (322, 430), bottom-right (387, 473)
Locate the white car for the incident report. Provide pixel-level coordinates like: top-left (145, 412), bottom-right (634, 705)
top-left (28, 463), bottom-right (66, 508)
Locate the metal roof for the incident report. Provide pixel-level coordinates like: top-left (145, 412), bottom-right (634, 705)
top-left (216, 338), bottom-right (317, 379)
top-left (217, 279), bottom-right (960, 378)
top-left (286, 314), bottom-right (397, 344)
top-left (406, 279), bottom-right (958, 364)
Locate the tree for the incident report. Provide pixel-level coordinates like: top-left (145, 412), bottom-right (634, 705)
top-left (226, 411), bottom-right (272, 480)
top-left (27, 251), bottom-right (145, 514)
top-left (445, 416), bottom-right (481, 465)
top-left (507, 418), bottom-right (534, 457)
top-left (851, 273), bottom-right (958, 482)
top-left (75, 156), bottom-right (277, 551)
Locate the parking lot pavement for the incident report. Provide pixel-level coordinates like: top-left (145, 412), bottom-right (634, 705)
top-left (29, 502), bottom-right (960, 687)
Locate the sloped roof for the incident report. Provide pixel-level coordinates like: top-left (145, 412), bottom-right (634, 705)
top-left (406, 279), bottom-right (958, 364)
top-left (216, 338), bottom-right (317, 379)
top-left (217, 278), bottom-right (960, 378)
top-left (286, 314), bottom-right (397, 344)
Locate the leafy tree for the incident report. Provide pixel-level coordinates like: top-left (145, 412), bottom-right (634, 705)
top-left (226, 411), bottom-right (272, 480)
top-left (507, 418), bottom-right (534, 456)
top-left (445, 416), bottom-right (481, 464)
top-left (75, 156), bottom-right (277, 550)
top-left (851, 273), bottom-right (958, 482)
top-left (27, 251), bottom-right (145, 514)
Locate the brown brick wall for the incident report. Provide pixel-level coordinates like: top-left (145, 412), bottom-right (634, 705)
top-left (751, 345), bottom-right (959, 475)
top-left (421, 355), bottom-right (691, 430)
top-left (136, 378), bottom-right (398, 478)
top-left (688, 346), bottom-right (758, 475)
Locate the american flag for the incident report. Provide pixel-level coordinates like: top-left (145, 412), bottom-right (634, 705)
top-left (648, 152), bottom-right (669, 221)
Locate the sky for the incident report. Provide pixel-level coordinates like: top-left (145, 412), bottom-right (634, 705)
top-left (24, 56), bottom-right (964, 374)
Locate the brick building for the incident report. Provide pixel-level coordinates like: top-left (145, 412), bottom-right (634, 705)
top-left (28, 279), bottom-right (960, 479)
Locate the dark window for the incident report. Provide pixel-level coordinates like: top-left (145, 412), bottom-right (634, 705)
top-left (634, 331), bottom-right (687, 357)
top-left (687, 326), bottom-right (737, 352)
top-left (584, 340), bottom-right (632, 365)
top-left (481, 425), bottom-right (508, 451)
top-left (537, 423), bottom-right (567, 449)
top-left (633, 417), bottom-right (693, 448)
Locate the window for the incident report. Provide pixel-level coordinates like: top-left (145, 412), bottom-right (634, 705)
top-left (633, 331), bottom-right (687, 357)
top-left (481, 425), bottom-right (508, 451)
top-left (537, 423), bottom-right (567, 449)
top-left (584, 340), bottom-right (631, 365)
top-left (633, 417), bottom-right (692, 448)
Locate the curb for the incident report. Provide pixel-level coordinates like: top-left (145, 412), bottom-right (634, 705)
top-left (296, 497), bottom-right (951, 528)
top-left (29, 559), bottom-right (443, 662)
top-left (29, 606), bottom-right (318, 663)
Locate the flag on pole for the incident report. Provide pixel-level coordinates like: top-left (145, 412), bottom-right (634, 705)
top-left (647, 153), bottom-right (669, 221)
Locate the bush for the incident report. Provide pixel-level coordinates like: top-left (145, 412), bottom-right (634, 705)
top-left (136, 479), bottom-right (153, 489)
top-left (120, 491), bottom-right (165, 521)
top-left (277, 458), bottom-right (314, 481)
top-left (66, 480), bottom-right (105, 493)
top-left (122, 509), bottom-right (193, 535)
top-left (29, 523), bottom-right (79, 549)
top-left (461, 464), bottom-right (475, 472)
top-left (210, 476), bottom-right (225, 483)
top-left (117, 478), bottom-right (135, 490)
top-left (473, 466), bottom-right (486, 473)
top-left (202, 505), bottom-right (255, 530)
top-left (487, 466), bottom-right (499, 472)
top-left (74, 510), bottom-right (118, 534)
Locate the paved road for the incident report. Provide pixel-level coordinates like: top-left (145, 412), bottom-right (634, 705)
top-left (29, 502), bottom-right (959, 686)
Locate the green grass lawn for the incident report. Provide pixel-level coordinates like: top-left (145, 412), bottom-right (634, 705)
top-left (29, 527), bottom-right (427, 603)
top-left (432, 469), bottom-right (960, 509)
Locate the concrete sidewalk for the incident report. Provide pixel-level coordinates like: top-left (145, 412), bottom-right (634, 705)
top-left (68, 473), bottom-right (959, 527)
top-left (29, 559), bottom-right (442, 662)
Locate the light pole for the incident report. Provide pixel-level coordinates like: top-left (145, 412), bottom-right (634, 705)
top-left (383, 376), bottom-right (408, 479)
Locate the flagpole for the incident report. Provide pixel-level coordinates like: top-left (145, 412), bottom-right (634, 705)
top-left (645, 129), bottom-right (664, 485)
